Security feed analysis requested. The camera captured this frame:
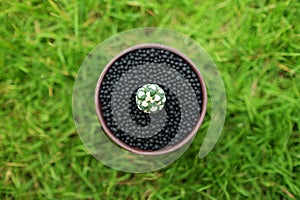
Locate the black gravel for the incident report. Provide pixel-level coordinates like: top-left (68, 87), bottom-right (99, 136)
top-left (98, 47), bottom-right (203, 151)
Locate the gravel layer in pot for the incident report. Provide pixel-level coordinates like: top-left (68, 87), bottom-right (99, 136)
top-left (96, 44), bottom-right (205, 153)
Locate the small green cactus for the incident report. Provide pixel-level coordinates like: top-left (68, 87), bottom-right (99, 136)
top-left (135, 84), bottom-right (166, 113)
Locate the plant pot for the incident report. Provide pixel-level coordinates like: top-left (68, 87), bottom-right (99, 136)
top-left (95, 43), bottom-right (207, 155)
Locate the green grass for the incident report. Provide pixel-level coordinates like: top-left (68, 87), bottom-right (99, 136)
top-left (1, 0), bottom-right (299, 199)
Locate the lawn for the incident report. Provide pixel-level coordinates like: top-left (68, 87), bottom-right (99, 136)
top-left (0, 0), bottom-right (299, 199)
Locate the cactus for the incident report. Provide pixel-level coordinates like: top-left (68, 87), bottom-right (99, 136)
top-left (135, 84), bottom-right (166, 113)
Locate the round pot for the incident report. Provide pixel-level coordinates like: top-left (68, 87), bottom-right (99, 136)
top-left (95, 43), bottom-right (207, 155)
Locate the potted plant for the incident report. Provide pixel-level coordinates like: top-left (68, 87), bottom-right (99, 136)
top-left (95, 44), bottom-right (207, 155)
